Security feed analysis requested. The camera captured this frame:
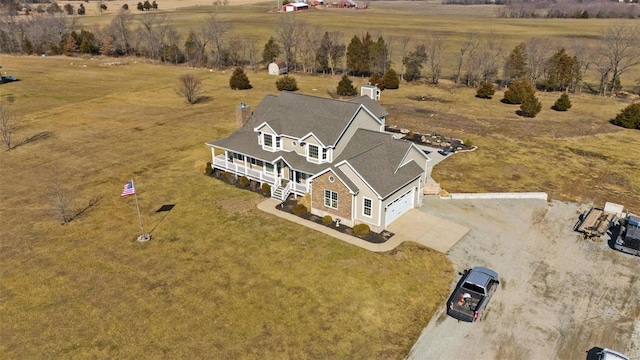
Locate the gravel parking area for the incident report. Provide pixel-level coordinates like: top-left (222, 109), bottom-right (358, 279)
top-left (407, 197), bottom-right (640, 360)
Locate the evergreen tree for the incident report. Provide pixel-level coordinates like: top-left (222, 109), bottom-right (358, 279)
top-left (63, 34), bottom-right (78, 56)
top-left (122, 3), bottom-right (129, 10)
top-left (371, 36), bottom-right (389, 74)
top-left (229, 67), bottom-right (252, 90)
top-left (402, 44), bottom-right (427, 82)
top-left (545, 48), bottom-right (575, 91)
top-left (262, 37), bottom-right (280, 64)
top-left (502, 77), bottom-right (535, 105)
top-left (504, 43), bottom-right (527, 84)
top-left (346, 35), bottom-right (364, 76)
top-left (476, 81), bottom-right (495, 99)
top-left (611, 103), bottom-right (640, 129)
top-left (552, 93), bottom-right (572, 111)
top-left (520, 95), bottom-right (542, 118)
top-left (336, 74), bottom-right (357, 96)
top-left (276, 75), bottom-right (298, 91)
top-left (137, 2), bottom-right (143, 10)
top-left (382, 68), bottom-right (399, 89)
top-left (143, 0), bottom-right (151, 10)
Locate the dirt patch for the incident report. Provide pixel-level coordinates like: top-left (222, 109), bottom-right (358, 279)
top-left (407, 198), bottom-right (640, 360)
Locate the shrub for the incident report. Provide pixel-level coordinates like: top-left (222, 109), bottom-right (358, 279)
top-left (275, 75), bottom-right (298, 91)
top-left (369, 72), bottom-right (383, 89)
top-left (519, 95), bottom-right (542, 118)
top-left (336, 74), bottom-right (357, 96)
top-left (552, 93), bottom-right (572, 111)
top-left (463, 137), bottom-right (473, 147)
top-left (503, 77), bottom-right (535, 105)
top-left (382, 68), bottom-right (400, 90)
top-left (122, 3), bottom-right (129, 10)
top-left (611, 103), bottom-right (640, 129)
top-left (293, 204), bottom-right (308, 216)
top-left (222, 172), bottom-right (235, 183)
top-left (229, 67), bottom-right (252, 90)
top-left (322, 215), bottom-right (333, 225)
top-left (238, 176), bottom-right (250, 188)
top-left (476, 81), bottom-right (495, 99)
top-left (261, 183), bottom-right (271, 196)
top-left (353, 223), bottom-right (370, 236)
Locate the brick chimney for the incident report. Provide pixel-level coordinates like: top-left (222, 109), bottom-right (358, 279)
top-left (236, 102), bottom-right (251, 128)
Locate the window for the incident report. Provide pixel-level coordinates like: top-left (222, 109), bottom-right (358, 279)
top-left (276, 137), bottom-right (281, 149)
top-left (237, 154), bottom-right (244, 161)
top-left (363, 198), bottom-right (372, 217)
top-left (324, 190), bottom-right (338, 209)
top-left (322, 148), bottom-right (328, 161)
top-left (264, 134), bottom-right (273, 148)
top-left (308, 144), bottom-right (319, 160)
top-left (265, 163), bottom-right (274, 174)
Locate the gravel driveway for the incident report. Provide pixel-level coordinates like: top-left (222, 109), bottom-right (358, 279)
top-left (406, 197), bottom-right (640, 360)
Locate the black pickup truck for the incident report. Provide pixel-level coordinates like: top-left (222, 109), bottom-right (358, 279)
top-left (447, 267), bottom-right (500, 322)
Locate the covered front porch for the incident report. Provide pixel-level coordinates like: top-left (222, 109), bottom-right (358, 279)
top-left (211, 150), bottom-right (310, 200)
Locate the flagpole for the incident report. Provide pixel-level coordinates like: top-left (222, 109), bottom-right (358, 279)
top-left (132, 179), bottom-right (145, 236)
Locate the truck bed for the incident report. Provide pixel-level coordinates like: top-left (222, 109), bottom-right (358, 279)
top-left (449, 290), bottom-right (483, 322)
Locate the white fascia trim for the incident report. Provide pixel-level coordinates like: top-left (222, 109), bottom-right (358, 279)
top-left (336, 161), bottom-right (382, 199)
top-left (299, 133), bottom-right (326, 148)
top-left (253, 122), bottom-right (277, 134)
top-left (308, 168), bottom-right (358, 195)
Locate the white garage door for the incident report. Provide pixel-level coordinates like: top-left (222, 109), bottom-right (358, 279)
top-left (385, 188), bottom-right (415, 227)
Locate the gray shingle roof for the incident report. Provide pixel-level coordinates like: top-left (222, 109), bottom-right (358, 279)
top-left (250, 92), bottom-right (362, 146)
top-left (349, 95), bottom-right (388, 120)
top-left (336, 129), bottom-right (425, 198)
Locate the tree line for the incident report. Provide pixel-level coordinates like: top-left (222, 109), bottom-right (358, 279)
top-left (0, 10), bottom-right (639, 95)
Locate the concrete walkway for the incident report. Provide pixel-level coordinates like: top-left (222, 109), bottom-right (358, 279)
top-left (257, 198), bottom-right (469, 253)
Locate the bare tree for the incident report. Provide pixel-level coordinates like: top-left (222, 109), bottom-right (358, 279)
top-left (0, 102), bottom-right (20, 150)
top-left (274, 14), bottom-right (304, 71)
top-left (49, 171), bottom-right (71, 224)
top-left (391, 35), bottom-right (410, 80)
top-left (203, 15), bottom-right (231, 69)
top-left (176, 74), bottom-right (202, 104)
top-left (599, 23), bottom-right (640, 94)
top-left (570, 39), bottom-right (592, 94)
top-left (109, 9), bottom-right (134, 55)
top-left (245, 37), bottom-right (259, 72)
top-left (455, 32), bottom-right (478, 84)
top-left (137, 12), bottom-right (168, 60)
top-left (425, 34), bottom-right (445, 85)
top-left (523, 37), bottom-right (550, 85)
top-left (298, 24), bottom-right (323, 74)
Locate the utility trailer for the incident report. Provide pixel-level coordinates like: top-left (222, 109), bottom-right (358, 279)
top-left (574, 207), bottom-right (616, 238)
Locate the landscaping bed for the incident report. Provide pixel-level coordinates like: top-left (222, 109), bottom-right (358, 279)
top-left (277, 196), bottom-right (394, 244)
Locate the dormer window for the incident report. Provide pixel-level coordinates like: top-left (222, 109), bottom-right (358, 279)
top-left (308, 144), bottom-right (319, 160)
top-left (275, 136), bottom-right (281, 149)
top-left (322, 148), bottom-right (328, 161)
top-left (263, 133), bottom-right (273, 148)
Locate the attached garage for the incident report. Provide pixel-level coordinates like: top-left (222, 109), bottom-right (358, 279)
top-left (385, 188), bottom-right (415, 227)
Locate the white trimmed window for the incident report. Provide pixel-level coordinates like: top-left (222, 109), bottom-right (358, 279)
top-left (265, 163), bottom-right (274, 174)
top-left (322, 148), bottom-right (328, 161)
top-left (308, 144), bottom-right (319, 160)
top-left (363, 198), bottom-right (372, 217)
top-left (275, 136), bottom-right (281, 149)
top-left (324, 190), bottom-right (338, 209)
top-left (263, 133), bottom-right (273, 148)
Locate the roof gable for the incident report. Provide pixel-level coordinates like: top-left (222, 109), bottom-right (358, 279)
top-left (335, 129), bottom-right (427, 198)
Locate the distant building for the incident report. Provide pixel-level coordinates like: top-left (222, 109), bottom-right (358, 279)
top-left (268, 61), bottom-right (288, 76)
top-left (360, 84), bottom-right (381, 101)
top-left (283, 2), bottom-right (309, 11)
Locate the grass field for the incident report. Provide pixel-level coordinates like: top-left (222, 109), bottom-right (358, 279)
top-left (64, 0), bottom-right (640, 88)
top-left (0, 55), bottom-right (453, 358)
top-left (2, 2), bottom-right (640, 357)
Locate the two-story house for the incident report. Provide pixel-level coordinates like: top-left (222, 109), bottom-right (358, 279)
top-left (206, 91), bottom-right (430, 232)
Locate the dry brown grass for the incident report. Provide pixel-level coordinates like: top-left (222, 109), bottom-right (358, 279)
top-left (0, 55), bottom-right (453, 359)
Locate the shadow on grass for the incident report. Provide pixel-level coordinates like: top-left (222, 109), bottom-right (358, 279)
top-left (13, 131), bottom-right (52, 149)
top-left (150, 203), bottom-right (176, 234)
top-left (585, 347), bottom-right (604, 360)
top-left (196, 96), bottom-right (213, 104)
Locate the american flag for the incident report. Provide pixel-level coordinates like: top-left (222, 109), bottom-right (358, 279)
top-left (120, 180), bottom-right (136, 197)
